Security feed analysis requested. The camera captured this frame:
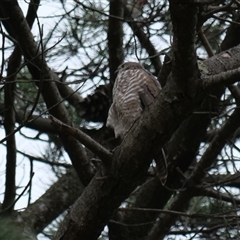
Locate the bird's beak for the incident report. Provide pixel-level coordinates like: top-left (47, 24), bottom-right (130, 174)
top-left (115, 69), bottom-right (119, 74)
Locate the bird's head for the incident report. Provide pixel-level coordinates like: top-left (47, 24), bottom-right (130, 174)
top-left (116, 62), bottom-right (143, 73)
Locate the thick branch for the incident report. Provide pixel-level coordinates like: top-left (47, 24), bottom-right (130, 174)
top-left (169, 0), bottom-right (199, 92)
top-left (2, 46), bottom-right (18, 212)
top-left (108, 0), bottom-right (124, 86)
top-left (221, 12), bottom-right (240, 51)
top-left (203, 66), bottom-right (240, 89)
top-left (21, 168), bottom-right (84, 233)
top-left (109, 112), bottom-right (211, 239)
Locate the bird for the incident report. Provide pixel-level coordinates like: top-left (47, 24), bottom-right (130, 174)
top-left (106, 62), bottom-right (167, 182)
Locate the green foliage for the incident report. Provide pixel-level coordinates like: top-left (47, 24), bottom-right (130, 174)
top-left (16, 68), bottom-right (45, 114)
top-left (0, 217), bottom-right (35, 240)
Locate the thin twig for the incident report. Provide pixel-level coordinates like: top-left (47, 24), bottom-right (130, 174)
top-left (118, 207), bottom-right (240, 220)
top-left (198, 27), bottom-right (214, 57)
top-left (0, 172), bottom-right (35, 213)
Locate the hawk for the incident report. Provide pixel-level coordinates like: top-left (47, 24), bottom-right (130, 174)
top-left (107, 62), bottom-right (167, 182)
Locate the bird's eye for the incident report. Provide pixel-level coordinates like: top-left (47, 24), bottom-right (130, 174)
top-left (122, 64), bottom-right (124, 68)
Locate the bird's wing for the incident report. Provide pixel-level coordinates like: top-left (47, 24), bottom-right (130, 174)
top-left (139, 72), bottom-right (161, 109)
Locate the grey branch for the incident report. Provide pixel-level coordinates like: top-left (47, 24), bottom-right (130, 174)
top-left (49, 115), bottom-right (112, 166)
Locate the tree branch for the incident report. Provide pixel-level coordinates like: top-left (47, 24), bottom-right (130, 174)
top-left (108, 0), bottom-right (124, 86)
top-left (204, 172), bottom-right (240, 188)
top-left (2, 0), bottom-right (40, 212)
top-left (2, 40), bottom-right (18, 212)
top-left (194, 185), bottom-right (240, 205)
top-left (221, 10), bottom-right (240, 51)
top-left (169, 0), bottom-right (199, 92)
top-left (147, 95), bottom-right (240, 239)
top-left (117, 207), bottom-right (240, 220)
top-left (49, 115), bottom-right (112, 166)
top-left (125, 7), bottom-right (162, 75)
top-left (203, 66), bottom-right (240, 89)
top-left (21, 168), bottom-right (85, 233)
top-left (0, 0), bottom-right (95, 185)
